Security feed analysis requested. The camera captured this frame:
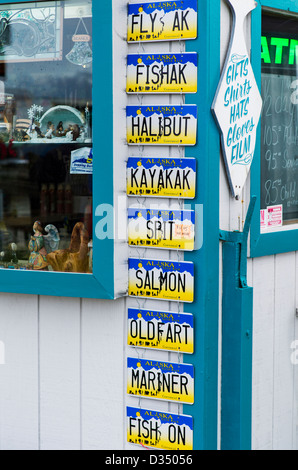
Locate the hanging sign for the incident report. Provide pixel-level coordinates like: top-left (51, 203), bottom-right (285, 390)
top-left (212, 0), bottom-right (262, 199)
top-left (127, 357), bottom-right (195, 404)
top-left (128, 258), bottom-right (194, 302)
top-left (127, 157), bottom-right (197, 198)
top-left (126, 52), bottom-right (198, 94)
top-left (128, 208), bottom-right (195, 251)
top-left (127, 406), bottom-right (193, 450)
top-left (128, 308), bottom-right (194, 353)
top-left (126, 105), bottom-right (198, 145)
top-left (127, 0), bottom-right (198, 43)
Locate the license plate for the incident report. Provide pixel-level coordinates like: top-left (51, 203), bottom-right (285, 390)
top-left (126, 105), bottom-right (198, 145)
top-left (127, 52), bottom-right (198, 94)
top-left (128, 208), bottom-right (195, 251)
top-left (128, 258), bottom-right (194, 302)
top-left (127, 357), bottom-right (194, 404)
top-left (127, 157), bottom-right (197, 198)
top-left (127, 406), bottom-right (193, 450)
top-left (128, 307), bottom-right (194, 353)
top-left (127, 0), bottom-right (198, 43)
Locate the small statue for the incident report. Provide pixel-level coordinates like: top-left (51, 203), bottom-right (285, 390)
top-left (28, 221), bottom-right (48, 271)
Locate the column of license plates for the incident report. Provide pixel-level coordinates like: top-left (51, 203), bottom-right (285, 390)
top-left (125, 0), bottom-right (198, 451)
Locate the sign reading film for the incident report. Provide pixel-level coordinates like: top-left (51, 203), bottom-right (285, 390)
top-left (128, 208), bottom-right (195, 251)
top-left (126, 105), bottom-right (198, 145)
top-left (128, 308), bottom-right (194, 354)
top-left (128, 258), bottom-right (194, 302)
top-left (127, 357), bottom-right (194, 404)
top-left (127, 53), bottom-right (198, 94)
top-left (127, 0), bottom-right (198, 43)
top-left (127, 157), bottom-right (197, 198)
top-left (127, 407), bottom-right (193, 450)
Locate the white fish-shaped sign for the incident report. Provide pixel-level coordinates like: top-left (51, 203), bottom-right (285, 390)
top-left (212, 0), bottom-right (262, 199)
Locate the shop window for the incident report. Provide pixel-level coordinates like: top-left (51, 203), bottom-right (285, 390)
top-left (0, 0), bottom-right (93, 273)
top-left (261, 11), bottom-right (298, 231)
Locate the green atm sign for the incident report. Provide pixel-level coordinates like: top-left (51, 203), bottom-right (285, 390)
top-left (262, 35), bottom-right (298, 65)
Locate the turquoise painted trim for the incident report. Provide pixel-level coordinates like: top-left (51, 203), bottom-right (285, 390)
top-left (251, 0), bottom-right (298, 258)
top-left (220, 197), bottom-right (256, 450)
top-left (0, 0), bottom-right (115, 299)
top-left (221, 241), bottom-right (253, 450)
top-left (183, 0), bottom-right (220, 450)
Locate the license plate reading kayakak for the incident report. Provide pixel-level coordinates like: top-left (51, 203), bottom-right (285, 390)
top-left (127, 157), bottom-right (197, 198)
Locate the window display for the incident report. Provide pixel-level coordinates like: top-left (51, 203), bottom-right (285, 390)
top-left (0, 0), bottom-right (93, 273)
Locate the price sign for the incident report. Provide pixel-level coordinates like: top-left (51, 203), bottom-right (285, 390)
top-left (127, 0), bottom-right (198, 43)
top-left (126, 105), bottom-right (198, 145)
top-left (128, 308), bottom-right (194, 353)
top-left (127, 357), bottom-right (195, 404)
top-left (127, 407), bottom-right (193, 450)
top-left (127, 52), bottom-right (198, 94)
top-left (127, 157), bottom-right (197, 198)
top-left (128, 258), bottom-right (194, 302)
top-left (128, 208), bottom-right (195, 251)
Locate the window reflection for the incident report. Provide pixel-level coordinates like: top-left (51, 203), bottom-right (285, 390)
top-left (0, 0), bottom-right (93, 273)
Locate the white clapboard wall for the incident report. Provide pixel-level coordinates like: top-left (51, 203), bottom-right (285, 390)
top-left (0, 0), bottom-right (297, 451)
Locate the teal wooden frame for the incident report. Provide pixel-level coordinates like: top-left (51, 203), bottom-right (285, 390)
top-left (0, 0), bottom-right (115, 299)
top-left (183, 0), bottom-right (220, 450)
top-left (251, 0), bottom-right (298, 257)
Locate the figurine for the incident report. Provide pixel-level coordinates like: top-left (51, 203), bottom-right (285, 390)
top-left (44, 224), bottom-right (60, 253)
top-left (28, 221), bottom-right (48, 270)
top-left (47, 222), bottom-right (90, 273)
top-left (56, 121), bottom-right (65, 137)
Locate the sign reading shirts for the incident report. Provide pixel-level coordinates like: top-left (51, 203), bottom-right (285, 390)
top-left (127, 157), bottom-right (196, 198)
top-left (128, 208), bottom-right (195, 251)
top-left (127, 53), bottom-right (198, 94)
top-left (127, 0), bottom-right (198, 43)
top-left (212, 0), bottom-right (262, 199)
top-left (128, 258), bottom-right (194, 302)
top-left (128, 308), bottom-right (194, 353)
top-left (127, 357), bottom-right (195, 404)
top-left (127, 407), bottom-right (193, 450)
top-left (126, 105), bottom-right (198, 145)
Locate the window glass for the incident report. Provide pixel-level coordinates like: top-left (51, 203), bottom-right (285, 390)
top-left (261, 12), bottom-right (298, 231)
top-left (0, 0), bottom-right (93, 273)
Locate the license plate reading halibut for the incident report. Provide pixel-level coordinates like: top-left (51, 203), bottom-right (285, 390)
top-left (128, 258), bottom-right (194, 302)
top-left (127, 358), bottom-right (194, 404)
top-left (127, 157), bottom-right (197, 198)
top-left (127, 407), bottom-right (193, 450)
top-left (127, 0), bottom-right (198, 43)
top-left (126, 105), bottom-right (198, 145)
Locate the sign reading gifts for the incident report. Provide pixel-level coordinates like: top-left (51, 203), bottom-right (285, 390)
top-left (212, 0), bottom-right (262, 198)
top-left (127, 357), bottom-right (194, 404)
top-left (128, 308), bottom-right (194, 353)
top-left (127, 0), bottom-right (198, 43)
top-left (127, 53), bottom-right (198, 94)
top-left (127, 407), bottom-right (193, 450)
top-left (127, 157), bottom-right (196, 198)
top-left (128, 258), bottom-right (194, 302)
top-left (128, 208), bottom-right (195, 251)
top-left (126, 105), bottom-right (198, 145)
